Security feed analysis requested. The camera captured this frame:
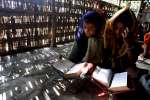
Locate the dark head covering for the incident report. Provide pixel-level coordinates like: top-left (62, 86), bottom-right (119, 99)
top-left (104, 6), bottom-right (137, 48)
top-left (107, 6), bottom-right (137, 33)
top-left (75, 10), bottom-right (106, 45)
top-left (113, 9), bottom-right (136, 33)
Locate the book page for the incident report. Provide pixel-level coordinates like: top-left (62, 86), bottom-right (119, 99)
top-left (92, 66), bottom-right (112, 87)
top-left (109, 72), bottom-right (129, 92)
top-left (65, 63), bottom-right (86, 75)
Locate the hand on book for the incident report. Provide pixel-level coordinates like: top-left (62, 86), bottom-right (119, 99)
top-left (80, 63), bottom-right (94, 78)
top-left (64, 62), bottom-right (94, 78)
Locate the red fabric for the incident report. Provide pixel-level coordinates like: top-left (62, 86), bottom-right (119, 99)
top-left (144, 32), bottom-right (150, 44)
top-left (144, 32), bottom-right (150, 57)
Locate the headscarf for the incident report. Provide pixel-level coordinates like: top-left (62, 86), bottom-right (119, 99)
top-left (103, 6), bottom-right (138, 69)
top-left (75, 10), bottom-right (106, 46)
top-left (104, 6), bottom-right (137, 50)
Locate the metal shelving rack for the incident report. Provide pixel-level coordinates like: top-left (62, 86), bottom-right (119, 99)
top-left (0, 0), bottom-right (119, 56)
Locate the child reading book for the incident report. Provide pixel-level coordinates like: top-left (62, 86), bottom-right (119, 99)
top-left (64, 64), bottom-right (132, 93)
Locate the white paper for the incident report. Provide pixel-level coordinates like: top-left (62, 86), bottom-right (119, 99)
top-left (110, 72), bottom-right (127, 89)
top-left (92, 67), bottom-right (112, 87)
top-left (65, 63), bottom-right (85, 74)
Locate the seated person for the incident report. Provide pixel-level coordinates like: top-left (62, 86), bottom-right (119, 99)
top-left (69, 10), bottom-right (106, 71)
top-left (103, 6), bottom-right (145, 78)
top-left (68, 11), bottom-right (107, 95)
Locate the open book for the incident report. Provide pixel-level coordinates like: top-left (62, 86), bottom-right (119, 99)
top-left (64, 63), bottom-right (93, 78)
top-left (64, 63), bottom-right (132, 92)
top-left (91, 66), bottom-right (130, 92)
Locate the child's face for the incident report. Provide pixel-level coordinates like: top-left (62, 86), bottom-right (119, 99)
top-left (83, 22), bottom-right (96, 37)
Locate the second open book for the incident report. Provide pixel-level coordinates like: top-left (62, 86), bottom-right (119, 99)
top-left (64, 63), bottom-right (130, 92)
top-left (91, 66), bottom-right (129, 92)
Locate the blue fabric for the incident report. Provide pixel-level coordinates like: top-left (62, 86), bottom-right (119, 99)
top-left (75, 10), bottom-right (104, 48)
top-left (69, 11), bottom-right (105, 63)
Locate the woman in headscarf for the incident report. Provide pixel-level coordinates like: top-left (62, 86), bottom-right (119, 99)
top-left (69, 10), bottom-right (106, 67)
top-left (103, 6), bottom-right (146, 78)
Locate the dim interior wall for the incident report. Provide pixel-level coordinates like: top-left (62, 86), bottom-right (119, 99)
top-left (0, 0), bottom-right (118, 56)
